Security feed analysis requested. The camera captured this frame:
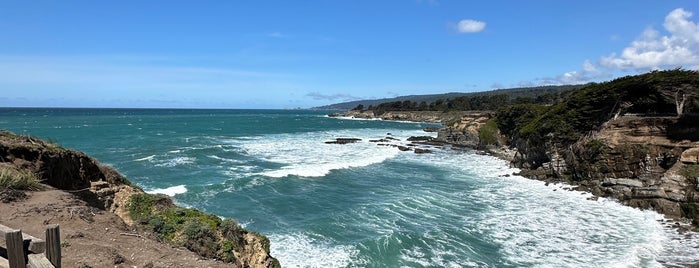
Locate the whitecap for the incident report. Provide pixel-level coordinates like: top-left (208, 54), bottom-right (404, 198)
top-left (155, 156), bottom-right (195, 167)
top-left (269, 233), bottom-right (360, 268)
top-left (134, 155), bottom-right (156, 162)
top-left (146, 185), bottom-right (187, 196)
top-left (237, 129), bottom-right (429, 178)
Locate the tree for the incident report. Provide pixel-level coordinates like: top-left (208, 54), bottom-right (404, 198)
top-left (660, 84), bottom-right (698, 116)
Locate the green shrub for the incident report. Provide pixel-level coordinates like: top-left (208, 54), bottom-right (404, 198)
top-left (221, 219), bottom-right (246, 249)
top-left (182, 219), bottom-right (220, 258)
top-left (0, 167), bottom-right (43, 190)
top-left (478, 118), bottom-right (499, 146)
top-left (127, 193), bottom-right (169, 224)
top-left (126, 193), bottom-right (277, 264)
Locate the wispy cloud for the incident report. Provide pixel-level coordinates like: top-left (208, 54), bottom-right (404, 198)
top-left (305, 92), bottom-right (362, 101)
top-left (267, 32), bottom-right (288, 38)
top-left (455, 19), bottom-right (486, 33)
top-left (527, 7), bottom-right (699, 86)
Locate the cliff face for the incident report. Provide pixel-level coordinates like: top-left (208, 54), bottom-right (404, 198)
top-left (512, 116), bottom-right (699, 223)
top-left (0, 131), bottom-right (279, 267)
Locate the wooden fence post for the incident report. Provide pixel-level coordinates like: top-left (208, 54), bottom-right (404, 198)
top-left (5, 230), bottom-right (26, 268)
top-left (45, 225), bottom-right (60, 268)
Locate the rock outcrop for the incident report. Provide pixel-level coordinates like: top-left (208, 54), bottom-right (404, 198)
top-left (513, 116), bottom-right (699, 224)
top-left (0, 130), bottom-right (279, 267)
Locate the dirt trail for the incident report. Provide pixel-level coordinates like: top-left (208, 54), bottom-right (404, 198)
top-left (0, 189), bottom-right (234, 268)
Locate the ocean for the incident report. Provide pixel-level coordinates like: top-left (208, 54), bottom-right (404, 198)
top-left (1, 108), bottom-right (697, 267)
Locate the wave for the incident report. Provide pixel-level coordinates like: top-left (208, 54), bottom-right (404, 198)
top-left (146, 185), bottom-right (187, 196)
top-left (154, 156), bottom-right (195, 167)
top-left (269, 233), bottom-right (360, 268)
top-left (233, 129), bottom-right (430, 178)
top-left (134, 155), bottom-right (156, 162)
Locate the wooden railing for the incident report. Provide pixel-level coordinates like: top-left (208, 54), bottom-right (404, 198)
top-left (0, 224), bottom-right (60, 268)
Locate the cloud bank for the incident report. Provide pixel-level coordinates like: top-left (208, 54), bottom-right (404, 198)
top-left (456, 19), bottom-right (486, 33)
top-left (600, 8), bottom-right (699, 70)
top-left (535, 8), bottom-right (699, 86)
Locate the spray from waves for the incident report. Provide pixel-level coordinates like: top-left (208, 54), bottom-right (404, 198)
top-left (230, 128), bottom-right (433, 178)
top-left (269, 233), bottom-right (361, 268)
top-left (147, 185), bottom-right (187, 196)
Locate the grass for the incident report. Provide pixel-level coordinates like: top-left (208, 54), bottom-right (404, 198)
top-left (0, 166), bottom-right (43, 190)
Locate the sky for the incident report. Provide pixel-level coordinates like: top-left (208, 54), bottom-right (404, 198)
top-left (1, 0), bottom-right (698, 109)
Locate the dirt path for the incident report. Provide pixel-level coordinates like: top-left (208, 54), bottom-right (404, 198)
top-left (0, 189), bottom-right (236, 268)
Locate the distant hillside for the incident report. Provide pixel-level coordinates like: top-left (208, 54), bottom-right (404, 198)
top-left (314, 85), bottom-right (582, 110)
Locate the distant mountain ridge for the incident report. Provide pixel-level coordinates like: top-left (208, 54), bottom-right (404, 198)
top-left (314, 85), bottom-right (583, 110)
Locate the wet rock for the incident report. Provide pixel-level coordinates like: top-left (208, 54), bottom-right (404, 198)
top-left (407, 136), bottom-right (433, 142)
top-left (397, 146), bottom-right (411, 151)
top-left (414, 148), bottom-right (432, 154)
top-left (325, 138), bottom-right (362, 144)
top-left (423, 127), bottom-right (440, 132)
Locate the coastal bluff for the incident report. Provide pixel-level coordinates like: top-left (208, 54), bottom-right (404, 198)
top-left (0, 130), bottom-right (279, 267)
top-left (330, 70), bottom-right (699, 227)
top-left (334, 109), bottom-right (699, 226)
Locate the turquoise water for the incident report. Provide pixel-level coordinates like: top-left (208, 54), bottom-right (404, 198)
top-left (1, 108), bottom-right (697, 267)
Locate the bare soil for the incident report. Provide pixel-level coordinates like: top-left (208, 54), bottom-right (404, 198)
top-left (0, 188), bottom-right (235, 268)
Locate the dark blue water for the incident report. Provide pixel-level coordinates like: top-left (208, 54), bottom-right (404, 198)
top-left (1, 108), bottom-right (696, 267)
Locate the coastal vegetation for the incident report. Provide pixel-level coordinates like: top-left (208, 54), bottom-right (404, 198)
top-left (126, 192), bottom-right (281, 267)
top-left (0, 166), bottom-right (43, 190)
top-left (0, 129), bottom-right (280, 267)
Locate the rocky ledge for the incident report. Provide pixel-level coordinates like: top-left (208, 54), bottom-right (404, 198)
top-left (0, 130), bottom-right (280, 267)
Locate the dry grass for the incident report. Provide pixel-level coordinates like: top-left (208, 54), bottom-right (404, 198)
top-left (0, 166), bottom-right (43, 190)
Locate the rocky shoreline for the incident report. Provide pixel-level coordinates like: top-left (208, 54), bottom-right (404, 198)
top-left (330, 110), bottom-right (699, 232)
top-left (0, 130), bottom-right (279, 267)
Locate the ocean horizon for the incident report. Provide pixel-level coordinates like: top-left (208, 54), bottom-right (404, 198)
top-left (1, 107), bottom-right (697, 267)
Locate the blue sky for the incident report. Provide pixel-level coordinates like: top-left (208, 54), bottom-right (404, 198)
top-left (1, 0), bottom-right (698, 108)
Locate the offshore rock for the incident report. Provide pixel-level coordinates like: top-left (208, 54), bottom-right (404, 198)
top-left (325, 138), bottom-right (362, 144)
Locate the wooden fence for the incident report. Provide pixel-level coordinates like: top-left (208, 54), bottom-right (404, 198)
top-left (0, 224), bottom-right (60, 268)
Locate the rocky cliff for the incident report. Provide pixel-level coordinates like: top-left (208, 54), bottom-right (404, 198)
top-left (514, 115), bottom-right (699, 224)
top-left (0, 130), bottom-right (279, 267)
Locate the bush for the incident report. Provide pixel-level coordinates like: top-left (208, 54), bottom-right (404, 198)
top-left (478, 118), bottom-right (499, 146)
top-left (182, 219), bottom-right (220, 258)
top-left (0, 166), bottom-right (43, 190)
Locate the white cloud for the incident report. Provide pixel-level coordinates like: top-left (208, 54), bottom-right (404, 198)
top-left (456, 19), bottom-right (486, 33)
top-left (525, 8), bottom-right (699, 86)
top-left (600, 8), bottom-right (699, 70)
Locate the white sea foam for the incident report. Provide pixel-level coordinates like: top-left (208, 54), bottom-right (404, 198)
top-left (329, 116), bottom-right (383, 121)
top-left (269, 233), bottom-right (360, 268)
top-left (134, 154), bottom-right (156, 162)
top-left (147, 185), bottom-right (187, 196)
top-left (207, 155), bottom-right (244, 163)
top-left (234, 129), bottom-right (432, 178)
top-left (408, 151), bottom-right (699, 267)
top-left (155, 156), bottom-right (195, 167)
